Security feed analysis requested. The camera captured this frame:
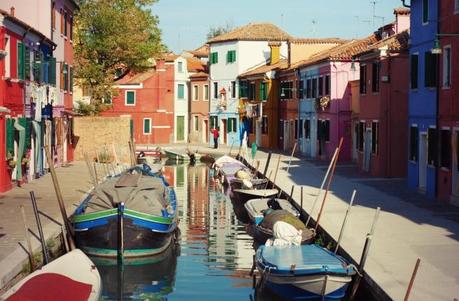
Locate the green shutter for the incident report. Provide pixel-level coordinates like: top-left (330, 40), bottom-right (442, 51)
top-left (178, 84), bottom-right (184, 99)
top-left (232, 51), bottom-right (236, 63)
top-left (49, 57), bottom-right (56, 86)
top-left (6, 118), bottom-right (14, 156)
top-left (227, 119), bottom-right (232, 133)
top-left (18, 118), bottom-right (29, 153)
top-left (144, 119), bottom-right (150, 134)
top-left (126, 91), bottom-right (135, 104)
top-left (260, 82), bottom-right (267, 100)
top-left (24, 46), bottom-right (31, 80)
top-left (33, 51), bottom-right (42, 83)
top-left (64, 63), bottom-right (68, 91)
top-left (70, 66), bottom-right (73, 92)
top-left (17, 42), bottom-right (24, 80)
top-left (211, 52), bottom-right (218, 64)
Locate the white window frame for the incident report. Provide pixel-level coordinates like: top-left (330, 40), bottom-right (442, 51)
top-left (125, 90), bottom-right (136, 106)
top-left (143, 118), bottom-right (152, 135)
top-left (442, 45), bottom-right (452, 88)
top-left (204, 84), bottom-right (209, 101)
top-left (178, 84), bottom-right (185, 100)
top-left (193, 85), bottom-right (199, 101)
top-left (178, 61), bottom-right (183, 73)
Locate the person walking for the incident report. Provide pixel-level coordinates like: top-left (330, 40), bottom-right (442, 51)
top-left (211, 127), bottom-right (220, 149)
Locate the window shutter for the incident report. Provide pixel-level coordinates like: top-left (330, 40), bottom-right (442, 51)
top-left (144, 119), bottom-right (150, 134)
top-left (17, 42), bottom-right (24, 80)
top-left (64, 63), bottom-right (68, 91)
top-left (49, 57), bottom-right (56, 86)
top-left (227, 119), bottom-right (232, 133)
top-left (60, 62), bottom-right (64, 90)
top-left (70, 66), bottom-right (73, 92)
top-left (24, 47), bottom-right (31, 80)
top-left (33, 51), bottom-right (42, 83)
top-left (232, 51), bottom-right (236, 62)
top-left (410, 55), bottom-right (418, 89)
top-left (126, 91), bottom-right (135, 104)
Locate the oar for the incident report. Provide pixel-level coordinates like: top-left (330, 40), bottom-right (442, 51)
top-left (334, 190), bottom-right (356, 253)
top-left (286, 142), bottom-right (297, 173)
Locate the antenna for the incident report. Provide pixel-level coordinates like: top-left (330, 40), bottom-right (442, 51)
top-left (311, 20), bottom-right (317, 36)
top-left (370, 0), bottom-right (378, 27)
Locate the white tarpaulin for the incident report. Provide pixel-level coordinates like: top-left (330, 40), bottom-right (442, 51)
top-left (265, 221), bottom-right (303, 247)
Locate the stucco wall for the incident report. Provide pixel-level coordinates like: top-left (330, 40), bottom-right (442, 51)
top-left (73, 116), bottom-right (131, 163)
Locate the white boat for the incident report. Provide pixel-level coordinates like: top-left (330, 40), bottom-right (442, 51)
top-left (1, 249), bottom-right (101, 301)
top-left (244, 198), bottom-right (300, 224)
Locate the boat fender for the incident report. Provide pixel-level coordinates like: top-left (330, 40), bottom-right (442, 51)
top-left (242, 179), bottom-right (253, 189)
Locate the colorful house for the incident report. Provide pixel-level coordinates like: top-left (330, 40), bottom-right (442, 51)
top-left (189, 67), bottom-right (209, 144)
top-left (296, 36), bottom-right (378, 161)
top-left (437, 0), bottom-right (459, 202)
top-left (173, 55), bottom-right (190, 143)
top-left (207, 23), bottom-right (291, 147)
top-left (101, 58), bottom-right (175, 145)
top-left (354, 9), bottom-right (410, 177)
top-left (406, 0), bottom-right (438, 198)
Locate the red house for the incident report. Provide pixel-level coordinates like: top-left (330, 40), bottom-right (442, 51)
top-left (354, 10), bottom-right (410, 177)
top-left (437, 0), bottom-right (459, 202)
top-left (101, 58), bottom-right (175, 145)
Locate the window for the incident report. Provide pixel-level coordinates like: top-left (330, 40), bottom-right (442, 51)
top-left (17, 42), bottom-right (25, 80)
top-left (213, 82), bottom-right (218, 98)
top-left (194, 116), bottom-right (199, 131)
top-left (294, 119), bottom-right (298, 139)
top-left (210, 52), bottom-right (218, 64)
top-left (410, 126), bottom-right (419, 161)
top-left (312, 78), bottom-right (318, 98)
top-left (227, 50), bottom-right (236, 63)
top-left (443, 46), bottom-right (451, 88)
top-left (178, 61), bottom-right (183, 73)
top-left (248, 82), bottom-right (256, 100)
top-left (125, 90), bottom-right (136, 105)
top-left (325, 74), bottom-right (330, 95)
top-left (358, 122), bottom-right (365, 152)
top-left (372, 62), bottom-right (380, 93)
top-left (371, 121), bottom-right (379, 154)
top-left (210, 116), bottom-right (218, 128)
top-left (49, 57), bottom-right (56, 86)
top-left (262, 116), bottom-right (268, 134)
top-left (178, 84), bottom-right (185, 99)
top-left (24, 46), bottom-right (31, 81)
top-left (360, 65), bottom-right (367, 94)
top-left (64, 63), bottom-right (69, 91)
top-left (318, 77), bottom-right (324, 97)
top-left (298, 80), bottom-right (304, 99)
top-left (410, 54), bottom-right (419, 89)
top-left (440, 129), bottom-right (451, 169)
top-left (427, 128), bottom-right (437, 165)
top-left (318, 120), bottom-right (330, 142)
top-left (231, 81), bottom-right (236, 98)
top-left (60, 9), bottom-right (64, 35)
top-left (143, 118), bottom-right (152, 135)
top-left (306, 79), bottom-right (312, 98)
top-left (204, 85), bottom-right (209, 100)
top-left (299, 119), bottom-right (303, 138)
top-left (193, 85), bottom-right (198, 100)
top-left (425, 52), bottom-right (437, 88)
top-left (227, 118), bottom-right (237, 133)
top-left (239, 81), bottom-right (248, 98)
top-left (422, 0), bottom-right (429, 23)
top-left (280, 81), bottom-right (292, 99)
top-left (304, 120), bottom-right (311, 139)
top-left (69, 66), bottom-right (73, 92)
top-left (4, 36), bottom-right (10, 78)
top-left (64, 11), bottom-right (68, 37)
top-left (69, 15), bottom-right (73, 40)
top-left (456, 0), bottom-right (459, 12)
top-left (260, 82), bottom-right (268, 101)
top-left (51, 2), bottom-right (56, 30)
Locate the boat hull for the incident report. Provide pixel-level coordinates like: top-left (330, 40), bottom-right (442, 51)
top-left (232, 189), bottom-right (278, 204)
top-left (230, 178), bottom-right (268, 190)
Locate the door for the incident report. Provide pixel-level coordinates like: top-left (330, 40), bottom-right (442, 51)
top-left (221, 119), bottom-right (227, 144)
top-left (176, 116), bottom-right (184, 141)
top-left (363, 127), bottom-right (372, 172)
top-left (452, 130), bottom-right (459, 198)
top-left (419, 133), bottom-right (428, 190)
top-left (256, 120), bottom-right (262, 146)
top-left (203, 120), bottom-right (209, 143)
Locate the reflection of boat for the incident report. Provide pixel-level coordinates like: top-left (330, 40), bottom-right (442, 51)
top-left (93, 242), bottom-right (179, 301)
top-left (232, 189), bottom-right (278, 204)
top-left (165, 148), bottom-right (202, 162)
top-left (1, 249), bottom-right (101, 301)
top-left (244, 198), bottom-right (300, 225)
top-left (72, 165), bottom-right (178, 258)
top-left (256, 244), bottom-right (356, 301)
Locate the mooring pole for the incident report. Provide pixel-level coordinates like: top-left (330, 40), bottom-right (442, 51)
top-left (30, 191), bottom-right (50, 264)
top-left (404, 258), bottom-right (421, 301)
top-left (263, 151), bottom-right (272, 177)
top-left (334, 190), bottom-right (356, 254)
top-left (300, 186), bottom-right (304, 210)
top-left (272, 154), bottom-right (282, 185)
top-left (118, 202), bottom-right (125, 263)
top-left (20, 205), bottom-right (35, 270)
top-left (289, 185), bottom-right (295, 201)
top-left (286, 142), bottom-right (297, 173)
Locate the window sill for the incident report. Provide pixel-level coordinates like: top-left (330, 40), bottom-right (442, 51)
top-left (124, 104), bottom-right (136, 106)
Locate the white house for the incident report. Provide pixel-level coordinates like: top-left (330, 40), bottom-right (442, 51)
top-left (173, 56), bottom-right (190, 142)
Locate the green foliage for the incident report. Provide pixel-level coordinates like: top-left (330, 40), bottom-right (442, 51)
top-left (74, 100), bottom-right (112, 116)
top-left (75, 0), bottom-right (165, 104)
top-left (207, 21), bottom-right (234, 40)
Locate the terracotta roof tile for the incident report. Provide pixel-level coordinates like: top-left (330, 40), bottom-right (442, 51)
top-left (208, 22), bottom-right (292, 43)
top-left (188, 44), bottom-right (209, 57)
top-left (187, 57), bottom-right (206, 73)
top-left (289, 38), bottom-right (349, 45)
top-left (115, 70), bottom-right (156, 85)
top-left (365, 30), bottom-right (410, 52)
top-left (239, 59), bottom-right (288, 78)
top-left (190, 71), bottom-right (209, 79)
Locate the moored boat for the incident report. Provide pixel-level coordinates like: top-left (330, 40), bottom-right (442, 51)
top-left (230, 177), bottom-right (268, 190)
top-left (256, 244), bottom-right (356, 300)
top-left (244, 198), bottom-right (300, 225)
top-left (164, 148), bottom-right (202, 162)
top-left (72, 165), bottom-right (178, 258)
top-left (1, 249), bottom-right (101, 301)
top-left (232, 188), bottom-right (278, 204)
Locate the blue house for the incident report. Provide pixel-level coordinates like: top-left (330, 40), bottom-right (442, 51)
top-left (406, 0), bottom-right (438, 198)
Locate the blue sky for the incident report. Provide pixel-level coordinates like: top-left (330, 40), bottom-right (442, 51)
top-left (153, 0), bottom-right (404, 53)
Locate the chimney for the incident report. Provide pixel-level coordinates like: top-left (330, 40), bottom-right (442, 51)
top-left (10, 6), bottom-right (15, 17)
top-left (394, 7), bottom-right (410, 33)
top-left (268, 42), bottom-right (281, 66)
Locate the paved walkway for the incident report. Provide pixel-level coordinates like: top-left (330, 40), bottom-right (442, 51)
top-left (250, 149), bottom-right (459, 301)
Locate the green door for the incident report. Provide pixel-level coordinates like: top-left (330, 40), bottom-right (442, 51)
top-left (177, 116), bottom-right (185, 141)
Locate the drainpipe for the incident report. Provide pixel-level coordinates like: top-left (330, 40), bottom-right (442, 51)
top-left (434, 0), bottom-right (440, 198)
top-left (401, 0), bottom-right (410, 8)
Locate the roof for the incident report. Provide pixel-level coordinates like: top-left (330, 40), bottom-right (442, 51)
top-left (188, 44), bottom-right (209, 57)
top-left (0, 9), bottom-right (56, 47)
top-left (187, 57), bottom-right (206, 73)
top-left (289, 38), bottom-right (349, 45)
top-left (115, 70), bottom-right (156, 85)
top-left (208, 22), bottom-right (293, 44)
top-left (363, 30), bottom-right (410, 54)
top-left (239, 59), bottom-right (288, 78)
top-left (290, 34), bottom-right (379, 69)
top-left (190, 71), bottom-right (209, 79)
top-left (394, 7), bottom-right (410, 15)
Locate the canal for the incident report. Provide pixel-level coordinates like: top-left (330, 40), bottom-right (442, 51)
top-left (93, 162), bottom-right (277, 301)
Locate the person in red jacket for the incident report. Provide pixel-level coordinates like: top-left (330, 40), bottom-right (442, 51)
top-left (211, 127), bottom-right (220, 149)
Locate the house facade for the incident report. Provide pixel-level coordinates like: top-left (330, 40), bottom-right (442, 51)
top-left (189, 70), bottom-right (209, 144)
top-left (101, 59), bottom-right (175, 145)
top-left (437, 0), bottom-right (459, 202)
top-left (355, 17), bottom-right (410, 177)
top-left (208, 23), bottom-right (290, 147)
top-left (407, 0), bottom-right (438, 198)
top-left (174, 56), bottom-right (190, 143)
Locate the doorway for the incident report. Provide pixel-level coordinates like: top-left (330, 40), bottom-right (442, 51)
top-left (203, 120), bottom-right (209, 143)
top-left (363, 127), bottom-right (372, 172)
top-left (221, 119), bottom-right (227, 144)
top-left (419, 133), bottom-right (428, 190)
top-left (176, 116), bottom-right (185, 141)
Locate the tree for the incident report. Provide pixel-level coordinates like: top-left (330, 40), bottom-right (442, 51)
top-left (74, 0), bottom-right (165, 105)
top-left (207, 21), bottom-right (234, 40)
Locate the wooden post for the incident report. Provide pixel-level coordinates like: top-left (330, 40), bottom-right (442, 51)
top-left (264, 170), bottom-right (273, 189)
top-left (118, 202), bottom-right (125, 263)
top-left (44, 146), bottom-right (75, 250)
top-left (263, 151), bottom-right (272, 177)
top-left (305, 147), bottom-right (339, 228)
top-left (404, 258), bottom-right (421, 301)
top-left (334, 190), bottom-right (356, 254)
top-left (30, 191), bottom-right (50, 263)
top-left (272, 154), bottom-right (282, 185)
top-left (20, 205), bottom-right (35, 270)
top-left (286, 142), bottom-right (297, 173)
top-left (314, 137), bottom-right (344, 232)
top-left (93, 161), bottom-right (99, 184)
top-left (289, 185), bottom-right (295, 201)
top-left (84, 152), bottom-right (97, 186)
top-left (300, 186), bottom-right (304, 210)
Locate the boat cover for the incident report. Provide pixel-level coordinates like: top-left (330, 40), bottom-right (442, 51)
top-left (258, 244), bottom-right (356, 276)
top-left (265, 221), bottom-right (303, 247)
top-left (245, 199), bottom-right (299, 220)
top-left (83, 173), bottom-right (170, 215)
top-left (213, 155), bottom-right (241, 167)
top-left (233, 189), bottom-right (278, 198)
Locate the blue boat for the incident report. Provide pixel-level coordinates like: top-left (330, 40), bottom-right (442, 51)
top-left (72, 164), bottom-right (178, 258)
top-left (256, 244), bottom-right (356, 300)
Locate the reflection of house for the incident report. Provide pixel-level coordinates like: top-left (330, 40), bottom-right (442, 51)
top-left (187, 165), bottom-right (209, 241)
top-left (437, 0), bottom-right (459, 202)
top-left (208, 23), bottom-right (290, 146)
top-left (354, 10), bottom-right (410, 177)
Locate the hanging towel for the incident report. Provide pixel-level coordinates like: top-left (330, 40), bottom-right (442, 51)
top-left (14, 120), bottom-right (25, 180)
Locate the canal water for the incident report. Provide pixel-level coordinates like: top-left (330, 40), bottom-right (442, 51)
top-left (93, 162), bottom-right (279, 301)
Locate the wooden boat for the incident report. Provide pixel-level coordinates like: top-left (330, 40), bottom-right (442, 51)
top-left (72, 165), bottom-right (178, 258)
top-left (1, 249), bottom-right (101, 301)
top-left (232, 188), bottom-right (278, 204)
top-left (256, 244), bottom-right (356, 300)
top-left (164, 148), bottom-right (202, 162)
top-left (230, 177), bottom-right (268, 190)
top-left (244, 198), bottom-right (300, 225)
